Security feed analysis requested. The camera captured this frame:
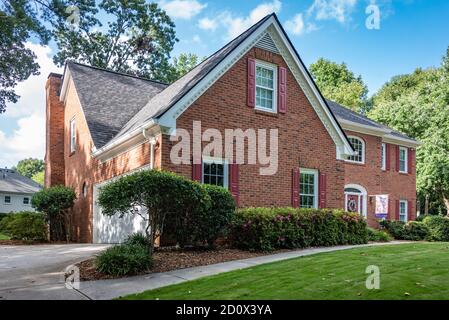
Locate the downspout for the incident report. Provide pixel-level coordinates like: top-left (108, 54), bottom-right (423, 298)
top-left (142, 128), bottom-right (157, 170)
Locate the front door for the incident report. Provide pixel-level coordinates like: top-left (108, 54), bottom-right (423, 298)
top-left (345, 193), bottom-right (363, 215)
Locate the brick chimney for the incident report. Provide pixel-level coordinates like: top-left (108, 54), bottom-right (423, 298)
top-left (45, 73), bottom-right (65, 187)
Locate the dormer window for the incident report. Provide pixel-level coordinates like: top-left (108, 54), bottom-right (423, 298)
top-left (347, 136), bottom-right (365, 164)
top-left (255, 61), bottom-right (277, 112)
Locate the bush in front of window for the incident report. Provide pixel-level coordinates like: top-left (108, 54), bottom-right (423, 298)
top-left (422, 215), bottom-right (449, 242)
top-left (379, 220), bottom-right (406, 239)
top-left (367, 227), bottom-right (392, 242)
top-left (229, 208), bottom-right (368, 252)
top-left (380, 220), bottom-right (430, 241)
top-left (0, 211), bottom-right (47, 242)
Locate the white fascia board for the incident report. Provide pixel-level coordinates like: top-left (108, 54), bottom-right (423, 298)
top-left (270, 22), bottom-right (354, 156)
top-left (382, 134), bottom-right (421, 148)
top-left (339, 119), bottom-right (391, 137)
top-left (158, 18), bottom-right (274, 130)
top-left (59, 67), bottom-right (71, 103)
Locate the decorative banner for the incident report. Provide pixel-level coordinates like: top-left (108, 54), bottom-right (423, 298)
top-left (375, 195), bottom-right (389, 219)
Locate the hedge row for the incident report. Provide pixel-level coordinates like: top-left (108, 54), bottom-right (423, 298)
top-left (380, 215), bottom-right (449, 241)
top-left (229, 208), bottom-right (368, 251)
top-left (0, 212), bottom-right (47, 241)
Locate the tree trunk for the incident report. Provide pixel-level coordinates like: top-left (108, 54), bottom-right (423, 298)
top-left (444, 196), bottom-right (449, 217)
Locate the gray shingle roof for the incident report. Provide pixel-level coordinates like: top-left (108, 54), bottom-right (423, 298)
top-left (0, 169), bottom-right (42, 194)
top-left (67, 62), bottom-right (167, 148)
top-left (110, 14), bottom-right (273, 143)
top-left (326, 99), bottom-right (417, 141)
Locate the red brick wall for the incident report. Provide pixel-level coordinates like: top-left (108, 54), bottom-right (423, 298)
top-left (162, 47), bottom-right (346, 209)
top-left (343, 130), bottom-right (417, 227)
top-left (45, 75), bottom-right (65, 187)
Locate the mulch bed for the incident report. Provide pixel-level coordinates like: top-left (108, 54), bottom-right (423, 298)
top-left (77, 247), bottom-right (285, 281)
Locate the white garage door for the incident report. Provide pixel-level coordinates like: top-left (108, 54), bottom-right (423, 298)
top-left (93, 182), bottom-right (148, 244)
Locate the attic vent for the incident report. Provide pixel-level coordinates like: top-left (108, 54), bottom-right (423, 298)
top-left (255, 33), bottom-right (280, 54)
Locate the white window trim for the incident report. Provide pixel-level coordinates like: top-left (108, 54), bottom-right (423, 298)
top-left (255, 60), bottom-right (278, 113)
top-left (23, 197), bottom-right (30, 205)
top-left (70, 117), bottom-right (76, 153)
top-left (399, 146), bottom-right (408, 173)
top-left (346, 136), bottom-right (365, 164)
top-left (399, 200), bottom-right (408, 222)
top-left (381, 143), bottom-right (386, 170)
top-left (202, 156), bottom-right (229, 189)
top-left (4, 195), bottom-right (11, 205)
top-left (299, 168), bottom-right (319, 209)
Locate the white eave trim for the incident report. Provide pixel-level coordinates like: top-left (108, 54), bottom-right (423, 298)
top-left (339, 118), bottom-right (391, 137)
top-left (59, 67), bottom-right (71, 103)
top-left (383, 134), bottom-right (421, 148)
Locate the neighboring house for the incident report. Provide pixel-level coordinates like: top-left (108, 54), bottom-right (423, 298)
top-left (0, 168), bottom-right (42, 213)
top-left (45, 13), bottom-right (420, 243)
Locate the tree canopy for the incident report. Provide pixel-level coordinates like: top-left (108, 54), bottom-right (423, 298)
top-left (51, 0), bottom-right (178, 83)
top-left (13, 158), bottom-right (45, 179)
top-left (369, 47), bottom-right (449, 214)
top-left (310, 58), bottom-right (369, 113)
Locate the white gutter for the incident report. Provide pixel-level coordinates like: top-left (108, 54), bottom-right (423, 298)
top-left (92, 119), bottom-right (157, 158)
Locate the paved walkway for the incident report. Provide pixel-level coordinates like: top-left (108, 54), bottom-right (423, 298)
top-left (78, 241), bottom-right (408, 300)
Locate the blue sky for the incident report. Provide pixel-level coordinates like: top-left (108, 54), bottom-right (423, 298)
top-left (1, 0), bottom-right (448, 167)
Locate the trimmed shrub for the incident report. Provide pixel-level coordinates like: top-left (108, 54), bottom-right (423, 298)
top-left (423, 216), bottom-right (449, 241)
top-left (124, 233), bottom-right (151, 247)
top-left (0, 212), bottom-right (47, 241)
top-left (96, 244), bottom-right (152, 276)
top-left (415, 214), bottom-right (431, 222)
top-left (229, 208), bottom-right (367, 251)
top-left (193, 184), bottom-right (236, 246)
top-left (380, 220), bottom-right (406, 239)
top-left (0, 213), bottom-right (7, 222)
top-left (403, 221), bottom-right (429, 241)
top-left (367, 227), bottom-right (392, 242)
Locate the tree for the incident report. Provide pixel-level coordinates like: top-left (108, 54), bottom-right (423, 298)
top-left (32, 170), bottom-right (45, 186)
top-left (97, 170), bottom-right (210, 255)
top-left (0, 0), bottom-right (54, 113)
top-left (310, 58), bottom-right (369, 113)
top-left (14, 158), bottom-right (44, 179)
top-left (51, 0), bottom-right (178, 83)
top-left (31, 186), bottom-right (76, 241)
top-left (369, 46), bottom-right (449, 215)
top-left (165, 53), bottom-right (204, 83)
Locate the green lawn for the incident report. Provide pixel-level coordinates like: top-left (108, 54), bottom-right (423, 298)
top-left (122, 243), bottom-right (449, 300)
top-left (0, 233), bottom-right (10, 240)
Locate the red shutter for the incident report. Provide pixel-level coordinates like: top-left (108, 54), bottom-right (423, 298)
top-left (388, 198), bottom-right (392, 220)
top-left (408, 200), bottom-right (414, 221)
top-left (278, 67), bottom-right (287, 114)
top-left (408, 148), bottom-right (414, 174)
top-left (395, 145), bottom-right (400, 172)
top-left (291, 168), bottom-right (300, 208)
top-left (192, 158), bottom-right (202, 182)
top-left (386, 144), bottom-right (391, 171)
top-left (319, 172), bottom-right (327, 209)
top-left (229, 163), bottom-right (240, 206)
top-left (395, 200), bottom-right (400, 221)
top-left (247, 58), bottom-right (256, 107)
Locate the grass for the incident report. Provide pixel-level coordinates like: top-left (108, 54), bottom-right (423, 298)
top-left (122, 243), bottom-right (449, 300)
top-left (0, 233), bottom-right (10, 240)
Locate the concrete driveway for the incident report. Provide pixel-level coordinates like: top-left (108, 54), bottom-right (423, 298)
top-left (0, 244), bottom-right (109, 300)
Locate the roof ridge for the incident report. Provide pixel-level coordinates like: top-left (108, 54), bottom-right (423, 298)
top-left (67, 61), bottom-right (169, 86)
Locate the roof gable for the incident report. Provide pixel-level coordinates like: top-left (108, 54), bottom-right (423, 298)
top-left (63, 62), bottom-right (167, 148)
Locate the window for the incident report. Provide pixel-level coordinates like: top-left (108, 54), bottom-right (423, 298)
top-left (381, 143), bottom-right (386, 170)
top-left (399, 200), bottom-right (408, 222)
top-left (255, 61), bottom-right (277, 112)
top-left (70, 118), bottom-right (76, 153)
top-left (347, 136), bottom-right (365, 164)
top-left (300, 169), bottom-right (318, 209)
top-left (82, 182), bottom-right (88, 197)
top-left (399, 147), bottom-right (408, 173)
top-left (23, 197), bottom-right (30, 205)
top-left (4, 196), bottom-right (11, 204)
top-left (202, 158), bottom-right (228, 188)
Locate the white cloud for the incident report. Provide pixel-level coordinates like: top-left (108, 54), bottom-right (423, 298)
top-left (159, 0), bottom-right (207, 20)
top-left (198, 17), bottom-right (218, 31)
top-left (285, 13), bottom-right (305, 35)
top-left (199, 0), bottom-right (281, 40)
top-left (307, 0), bottom-right (358, 23)
top-left (0, 43), bottom-right (61, 167)
top-left (192, 34), bottom-right (202, 43)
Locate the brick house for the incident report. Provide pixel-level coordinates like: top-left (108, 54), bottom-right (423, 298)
top-left (45, 14), bottom-right (419, 243)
